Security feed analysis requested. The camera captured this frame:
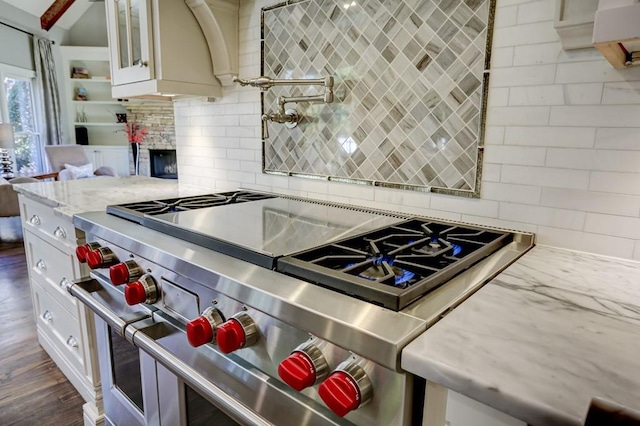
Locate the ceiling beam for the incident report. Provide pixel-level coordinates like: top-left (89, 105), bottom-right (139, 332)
top-left (40, 0), bottom-right (76, 31)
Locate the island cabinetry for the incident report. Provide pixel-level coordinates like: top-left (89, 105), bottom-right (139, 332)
top-left (18, 194), bottom-right (103, 426)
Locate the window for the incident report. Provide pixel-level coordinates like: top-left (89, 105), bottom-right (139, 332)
top-left (0, 64), bottom-right (44, 173)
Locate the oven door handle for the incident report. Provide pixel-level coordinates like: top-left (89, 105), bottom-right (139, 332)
top-left (132, 331), bottom-right (272, 426)
top-left (65, 278), bottom-right (129, 335)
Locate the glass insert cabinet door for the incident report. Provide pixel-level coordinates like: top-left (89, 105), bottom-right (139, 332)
top-left (105, 0), bottom-right (154, 86)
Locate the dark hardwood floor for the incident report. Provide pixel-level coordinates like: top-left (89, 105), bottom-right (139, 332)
top-left (0, 242), bottom-right (85, 426)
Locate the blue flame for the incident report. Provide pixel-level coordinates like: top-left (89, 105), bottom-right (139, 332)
top-left (451, 243), bottom-right (462, 256)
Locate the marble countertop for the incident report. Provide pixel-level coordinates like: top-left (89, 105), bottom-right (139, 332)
top-left (402, 245), bottom-right (640, 426)
top-left (12, 176), bottom-right (211, 219)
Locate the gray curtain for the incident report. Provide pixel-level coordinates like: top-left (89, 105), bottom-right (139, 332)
top-left (33, 36), bottom-right (62, 145)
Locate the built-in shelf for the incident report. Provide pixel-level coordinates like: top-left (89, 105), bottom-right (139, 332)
top-left (70, 77), bottom-right (111, 83)
top-left (72, 100), bottom-right (123, 105)
top-left (62, 46), bottom-right (128, 148)
top-left (73, 122), bottom-right (125, 127)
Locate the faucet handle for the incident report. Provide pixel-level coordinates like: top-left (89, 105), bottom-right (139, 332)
top-left (261, 114), bottom-right (270, 139)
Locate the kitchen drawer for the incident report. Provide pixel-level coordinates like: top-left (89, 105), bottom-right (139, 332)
top-left (32, 278), bottom-right (86, 375)
top-left (25, 229), bottom-right (80, 314)
top-left (19, 195), bottom-right (81, 253)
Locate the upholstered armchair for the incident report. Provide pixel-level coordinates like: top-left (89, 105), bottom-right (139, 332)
top-left (44, 145), bottom-right (117, 181)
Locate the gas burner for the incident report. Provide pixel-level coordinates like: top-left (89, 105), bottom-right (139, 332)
top-left (107, 191), bottom-right (277, 223)
top-left (278, 219), bottom-right (513, 310)
top-left (348, 256), bottom-right (416, 287)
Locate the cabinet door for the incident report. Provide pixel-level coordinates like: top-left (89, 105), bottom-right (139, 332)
top-left (83, 146), bottom-right (130, 177)
top-left (106, 0), bottom-right (154, 86)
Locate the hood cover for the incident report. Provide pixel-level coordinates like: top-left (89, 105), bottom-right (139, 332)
top-left (186, 0), bottom-right (239, 87)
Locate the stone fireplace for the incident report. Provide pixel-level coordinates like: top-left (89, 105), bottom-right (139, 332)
top-left (125, 103), bottom-right (176, 177)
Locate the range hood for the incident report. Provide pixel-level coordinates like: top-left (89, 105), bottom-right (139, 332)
top-left (593, 0), bottom-right (640, 67)
top-left (186, 0), bottom-right (239, 87)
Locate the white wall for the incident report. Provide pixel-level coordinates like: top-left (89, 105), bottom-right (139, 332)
top-left (175, 0), bottom-right (640, 261)
top-left (66, 3), bottom-right (108, 47)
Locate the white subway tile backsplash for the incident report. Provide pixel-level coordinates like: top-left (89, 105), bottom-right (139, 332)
top-left (484, 126), bottom-right (505, 145)
top-left (594, 128), bottom-right (640, 150)
top-left (501, 165), bottom-right (589, 190)
top-left (493, 21), bottom-right (559, 47)
top-left (484, 145), bottom-right (547, 166)
top-left (491, 47), bottom-right (514, 68)
top-left (540, 188), bottom-right (640, 217)
top-left (513, 42), bottom-right (563, 66)
top-left (508, 85), bottom-right (564, 106)
top-left (517, 0), bottom-right (555, 24)
top-left (490, 65), bottom-right (556, 87)
top-left (488, 88), bottom-right (509, 107)
top-left (634, 241), bottom-right (640, 261)
top-left (602, 82), bottom-right (640, 105)
top-left (487, 106), bottom-right (550, 126)
top-left (481, 182), bottom-right (541, 205)
top-left (549, 106), bottom-right (640, 127)
top-left (504, 126), bottom-right (595, 148)
top-left (430, 194), bottom-right (499, 218)
top-left (556, 61), bottom-right (640, 84)
top-left (481, 161), bottom-right (502, 183)
top-left (460, 214), bottom-right (538, 233)
top-left (499, 203), bottom-right (585, 230)
top-left (548, 149), bottom-right (640, 173)
top-left (585, 213), bottom-right (640, 240)
top-left (535, 229), bottom-right (635, 259)
top-left (563, 83), bottom-right (603, 105)
top-left (495, 5), bottom-right (517, 28)
top-left (590, 172), bottom-right (640, 196)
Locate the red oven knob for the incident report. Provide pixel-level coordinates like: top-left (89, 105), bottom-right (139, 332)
top-left (86, 247), bottom-right (118, 269)
top-left (75, 242), bottom-right (101, 263)
top-left (186, 307), bottom-right (225, 347)
top-left (318, 359), bottom-right (372, 418)
top-left (278, 341), bottom-right (329, 391)
top-left (124, 275), bottom-right (157, 305)
top-left (216, 312), bottom-right (259, 354)
top-left (110, 260), bottom-right (143, 286)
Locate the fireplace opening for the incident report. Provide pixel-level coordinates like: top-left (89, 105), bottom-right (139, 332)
top-left (149, 149), bottom-right (178, 180)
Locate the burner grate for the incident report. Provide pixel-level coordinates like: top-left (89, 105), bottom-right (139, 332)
top-left (278, 219), bottom-right (513, 311)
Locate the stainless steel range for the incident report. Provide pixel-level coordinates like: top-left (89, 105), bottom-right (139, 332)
top-left (66, 190), bottom-right (533, 426)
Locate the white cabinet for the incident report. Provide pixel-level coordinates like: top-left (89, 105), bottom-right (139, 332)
top-left (83, 145), bottom-right (130, 177)
top-left (60, 46), bottom-right (128, 146)
top-left (18, 194), bottom-right (103, 426)
top-left (105, 0), bottom-right (228, 99)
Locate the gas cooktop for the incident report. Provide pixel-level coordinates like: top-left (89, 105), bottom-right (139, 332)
top-left (107, 191), bottom-right (514, 311)
top-left (278, 219), bottom-right (512, 310)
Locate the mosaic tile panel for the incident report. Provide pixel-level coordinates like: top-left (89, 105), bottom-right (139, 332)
top-left (261, 0), bottom-right (494, 196)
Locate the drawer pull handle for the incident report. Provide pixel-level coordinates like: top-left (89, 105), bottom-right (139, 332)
top-left (36, 259), bottom-right (46, 271)
top-left (59, 277), bottom-right (71, 288)
top-left (54, 227), bottom-right (66, 239)
top-left (42, 310), bottom-right (53, 322)
top-left (66, 336), bottom-right (79, 349)
top-left (30, 215), bottom-right (41, 225)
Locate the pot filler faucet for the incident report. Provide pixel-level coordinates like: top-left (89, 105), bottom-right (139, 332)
top-left (232, 75), bottom-right (334, 138)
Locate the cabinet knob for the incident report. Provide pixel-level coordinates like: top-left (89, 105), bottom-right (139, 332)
top-left (66, 336), bottom-right (79, 348)
top-left (59, 277), bottom-right (71, 288)
top-left (36, 259), bottom-right (46, 271)
top-left (42, 310), bottom-right (53, 322)
top-left (30, 215), bottom-right (41, 225)
top-left (139, 60), bottom-right (148, 68)
top-left (54, 226), bottom-right (66, 239)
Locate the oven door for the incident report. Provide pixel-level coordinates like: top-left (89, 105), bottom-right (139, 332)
top-left (66, 274), bottom-right (158, 426)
